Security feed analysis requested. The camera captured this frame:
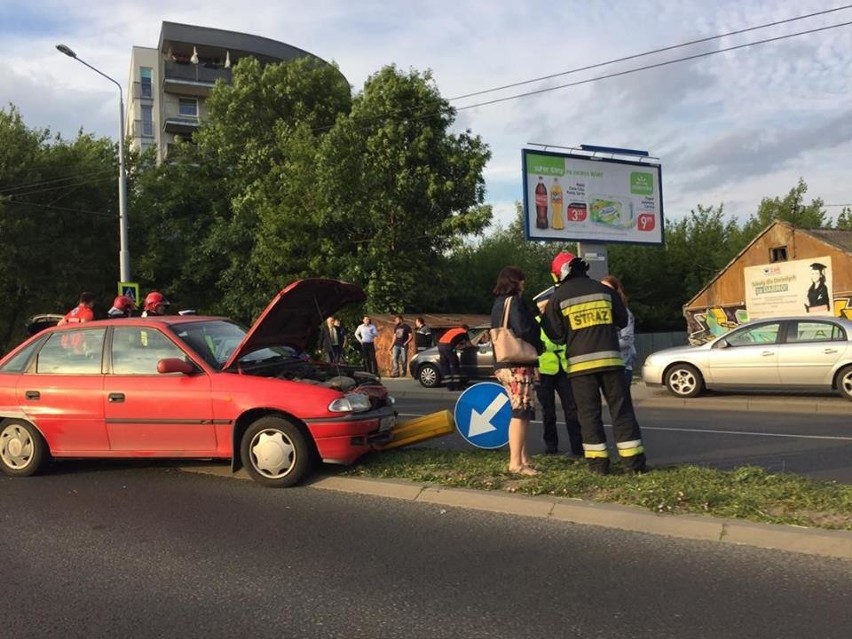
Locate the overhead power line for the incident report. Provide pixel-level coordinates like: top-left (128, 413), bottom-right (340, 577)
top-left (455, 19), bottom-right (852, 111)
top-left (448, 4), bottom-right (852, 101)
top-left (0, 169), bottom-right (116, 196)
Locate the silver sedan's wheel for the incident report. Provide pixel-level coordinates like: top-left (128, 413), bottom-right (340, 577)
top-left (418, 364), bottom-right (441, 388)
top-left (664, 363), bottom-right (704, 398)
top-left (837, 365), bottom-right (852, 401)
top-left (240, 416), bottom-right (313, 488)
top-left (0, 420), bottom-right (48, 477)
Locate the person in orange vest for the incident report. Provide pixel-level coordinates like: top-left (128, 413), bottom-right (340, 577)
top-left (437, 324), bottom-right (470, 391)
top-left (57, 292), bottom-right (96, 326)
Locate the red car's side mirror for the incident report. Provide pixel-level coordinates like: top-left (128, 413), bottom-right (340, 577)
top-left (157, 358), bottom-right (195, 374)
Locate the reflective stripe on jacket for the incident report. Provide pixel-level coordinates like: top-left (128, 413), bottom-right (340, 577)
top-left (541, 275), bottom-right (627, 378)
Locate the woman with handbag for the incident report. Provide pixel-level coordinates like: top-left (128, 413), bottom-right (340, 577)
top-left (490, 266), bottom-right (543, 476)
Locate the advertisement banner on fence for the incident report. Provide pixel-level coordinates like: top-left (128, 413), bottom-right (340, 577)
top-left (521, 149), bottom-right (664, 245)
top-left (744, 256), bottom-right (833, 319)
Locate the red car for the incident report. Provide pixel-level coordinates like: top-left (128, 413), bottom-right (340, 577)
top-left (0, 279), bottom-right (396, 487)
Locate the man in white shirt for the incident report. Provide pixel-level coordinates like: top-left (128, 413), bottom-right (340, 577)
top-left (354, 316), bottom-right (380, 376)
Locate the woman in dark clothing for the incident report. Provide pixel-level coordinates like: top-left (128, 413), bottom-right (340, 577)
top-left (490, 266), bottom-right (543, 476)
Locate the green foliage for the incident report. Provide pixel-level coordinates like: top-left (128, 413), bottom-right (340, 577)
top-left (740, 178), bottom-right (827, 237)
top-left (0, 106), bottom-right (118, 348)
top-left (344, 449), bottom-right (852, 529)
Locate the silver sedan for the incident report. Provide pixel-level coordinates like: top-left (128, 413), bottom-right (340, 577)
top-left (642, 316), bottom-right (852, 400)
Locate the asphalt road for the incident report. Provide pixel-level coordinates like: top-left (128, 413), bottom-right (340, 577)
top-left (391, 388), bottom-right (852, 483)
top-left (2, 467), bottom-right (851, 639)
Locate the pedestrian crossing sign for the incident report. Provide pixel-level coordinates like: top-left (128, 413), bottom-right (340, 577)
top-left (118, 282), bottom-right (140, 304)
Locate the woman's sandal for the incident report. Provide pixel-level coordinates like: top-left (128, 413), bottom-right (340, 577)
top-left (508, 465), bottom-right (540, 477)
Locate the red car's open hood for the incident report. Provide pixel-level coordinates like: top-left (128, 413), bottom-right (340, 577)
top-left (223, 278), bottom-right (366, 370)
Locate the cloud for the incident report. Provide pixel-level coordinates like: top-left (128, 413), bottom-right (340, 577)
top-left (3, 0), bottom-right (852, 230)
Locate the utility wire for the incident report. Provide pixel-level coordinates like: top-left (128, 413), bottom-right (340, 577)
top-left (455, 20), bottom-right (852, 111)
top-left (0, 169), bottom-right (116, 195)
top-left (448, 4), bottom-right (852, 101)
top-left (2, 198), bottom-right (115, 219)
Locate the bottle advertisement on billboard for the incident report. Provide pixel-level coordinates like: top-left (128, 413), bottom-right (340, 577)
top-left (522, 149), bottom-right (664, 245)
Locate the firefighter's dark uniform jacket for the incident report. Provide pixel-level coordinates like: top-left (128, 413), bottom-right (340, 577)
top-left (541, 273), bottom-right (627, 376)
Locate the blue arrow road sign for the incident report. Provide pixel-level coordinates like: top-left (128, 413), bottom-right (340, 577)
top-left (454, 382), bottom-right (511, 449)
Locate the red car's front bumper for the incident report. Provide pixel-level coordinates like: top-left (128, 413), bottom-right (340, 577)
top-left (307, 407), bottom-right (397, 465)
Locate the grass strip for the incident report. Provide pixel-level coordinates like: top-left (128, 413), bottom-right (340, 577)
top-left (342, 448), bottom-right (852, 530)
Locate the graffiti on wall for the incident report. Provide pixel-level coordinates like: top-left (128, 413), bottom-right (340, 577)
top-left (686, 294), bottom-right (852, 345)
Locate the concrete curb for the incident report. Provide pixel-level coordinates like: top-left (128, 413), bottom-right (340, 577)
top-left (307, 476), bottom-right (852, 560)
top-left (183, 465), bottom-right (852, 560)
top-left (383, 379), bottom-right (851, 415)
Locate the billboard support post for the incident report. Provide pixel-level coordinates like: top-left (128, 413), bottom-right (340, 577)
top-left (577, 243), bottom-right (609, 281)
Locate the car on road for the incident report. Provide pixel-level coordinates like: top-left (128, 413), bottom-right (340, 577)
top-left (0, 279), bottom-right (397, 487)
top-left (408, 325), bottom-right (495, 387)
top-left (642, 316), bottom-right (852, 400)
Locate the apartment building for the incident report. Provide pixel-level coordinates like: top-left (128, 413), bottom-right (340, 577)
top-left (125, 21), bottom-right (344, 162)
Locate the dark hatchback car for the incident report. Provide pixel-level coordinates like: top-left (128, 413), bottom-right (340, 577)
top-left (408, 325), bottom-right (495, 387)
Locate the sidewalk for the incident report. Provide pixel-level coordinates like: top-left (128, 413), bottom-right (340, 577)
top-left (380, 376), bottom-right (851, 415)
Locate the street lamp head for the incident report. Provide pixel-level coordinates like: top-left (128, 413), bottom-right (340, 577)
top-left (56, 44), bottom-right (77, 58)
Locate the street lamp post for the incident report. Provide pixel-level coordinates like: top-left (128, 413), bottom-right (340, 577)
top-left (56, 44), bottom-right (131, 283)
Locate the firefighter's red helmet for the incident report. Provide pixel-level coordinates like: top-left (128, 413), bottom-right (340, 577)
top-left (112, 295), bottom-right (136, 312)
top-left (550, 252), bottom-right (577, 281)
top-left (144, 291), bottom-right (170, 312)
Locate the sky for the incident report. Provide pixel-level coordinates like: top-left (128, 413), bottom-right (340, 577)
top-left (2, 0), bottom-right (852, 231)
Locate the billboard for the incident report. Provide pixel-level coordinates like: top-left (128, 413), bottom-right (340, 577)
top-left (521, 149), bottom-right (664, 245)
top-left (744, 256), bottom-right (834, 319)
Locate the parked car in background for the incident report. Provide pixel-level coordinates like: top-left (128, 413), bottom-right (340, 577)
top-left (0, 279), bottom-right (397, 487)
top-left (409, 325), bottom-right (495, 387)
top-left (642, 316), bottom-right (852, 400)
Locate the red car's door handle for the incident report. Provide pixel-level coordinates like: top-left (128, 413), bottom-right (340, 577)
top-left (25, 390), bottom-right (40, 400)
top-left (108, 393), bottom-right (125, 403)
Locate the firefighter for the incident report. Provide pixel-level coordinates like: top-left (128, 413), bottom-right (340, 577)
top-left (107, 295), bottom-right (137, 318)
top-left (57, 292), bottom-right (95, 326)
top-left (141, 291), bottom-right (170, 317)
top-left (542, 252), bottom-right (647, 475)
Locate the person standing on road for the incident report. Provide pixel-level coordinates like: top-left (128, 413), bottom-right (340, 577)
top-left (354, 316), bottom-right (380, 376)
top-left (542, 252), bottom-right (647, 475)
top-left (532, 286), bottom-right (583, 457)
top-left (319, 316), bottom-right (344, 364)
top-left (490, 266), bottom-right (543, 476)
top-left (414, 317), bottom-right (433, 352)
top-left (390, 314), bottom-right (413, 377)
top-left (601, 275), bottom-right (637, 391)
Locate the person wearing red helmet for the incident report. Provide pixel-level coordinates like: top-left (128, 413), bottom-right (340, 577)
top-left (141, 291), bottom-right (170, 317)
top-left (107, 295), bottom-right (137, 318)
top-left (542, 251), bottom-right (647, 475)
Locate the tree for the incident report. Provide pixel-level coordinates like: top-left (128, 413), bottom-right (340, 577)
top-left (740, 178), bottom-right (828, 239)
top-left (0, 106), bottom-right (117, 350)
top-left (315, 65), bottom-right (491, 312)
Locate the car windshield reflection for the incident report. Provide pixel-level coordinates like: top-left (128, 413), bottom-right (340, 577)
top-left (172, 319), bottom-right (297, 370)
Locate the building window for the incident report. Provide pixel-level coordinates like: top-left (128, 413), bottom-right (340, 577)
top-left (770, 246), bottom-right (787, 262)
top-left (140, 67), bottom-right (152, 98)
top-left (179, 98), bottom-right (198, 118)
top-left (141, 105), bottom-right (154, 137)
